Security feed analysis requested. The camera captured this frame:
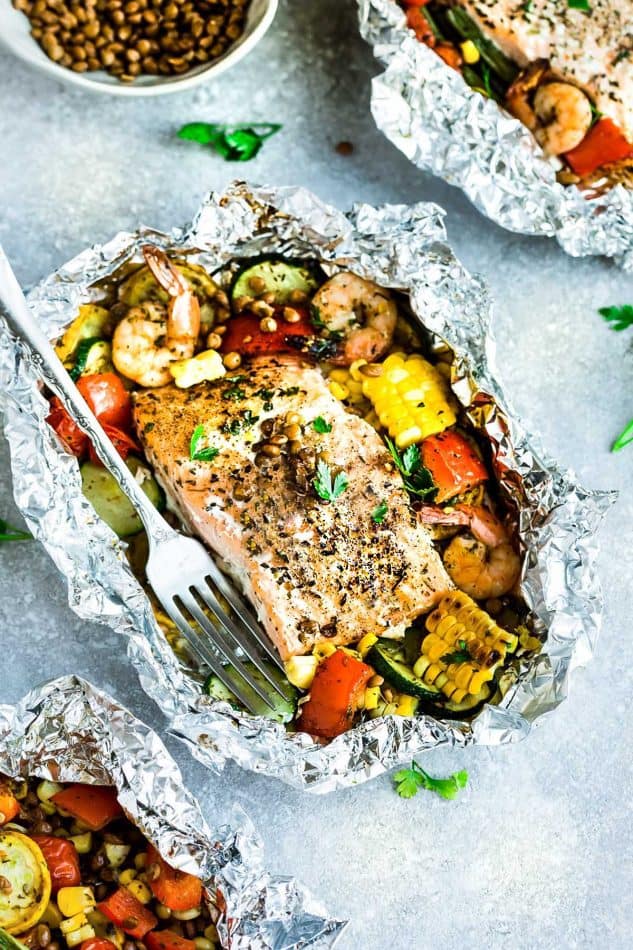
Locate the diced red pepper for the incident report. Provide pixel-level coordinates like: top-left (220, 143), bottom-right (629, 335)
top-left (88, 425), bottom-right (140, 465)
top-left (406, 7), bottom-right (435, 46)
top-left (297, 650), bottom-right (373, 740)
top-left (81, 939), bottom-right (118, 950)
top-left (145, 845), bottom-right (203, 912)
top-left (564, 117), bottom-right (633, 178)
top-left (435, 42), bottom-right (462, 70)
top-left (221, 307), bottom-right (315, 357)
top-left (47, 397), bottom-right (90, 458)
top-left (0, 786), bottom-right (20, 825)
top-left (32, 835), bottom-right (81, 892)
top-left (51, 783), bottom-right (122, 831)
top-left (97, 887), bottom-right (157, 939)
top-left (144, 932), bottom-right (196, 950)
top-left (421, 429), bottom-right (488, 504)
top-left (402, 0), bottom-right (430, 6)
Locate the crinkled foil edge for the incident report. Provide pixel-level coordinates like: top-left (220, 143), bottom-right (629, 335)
top-left (357, 0), bottom-right (633, 268)
top-left (0, 675), bottom-right (346, 947)
top-left (0, 182), bottom-right (615, 794)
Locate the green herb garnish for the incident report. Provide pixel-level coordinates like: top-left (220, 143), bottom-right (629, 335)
top-left (0, 518), bottom-right (31, 543)
top-left (190, 424), bottom-right (219, 463)
top-left (385, 437), bottom-right (436, 499)
top-left (371, 501), bottom-right (388, 525)
top-left (567, 0), bottom-right (591, 10)
top-left (441, 640), bottom-right (471, 664)
top-left (177, 122), bottom-right (282, 162)
top-left (393, 761), bottom-right (468, 800)
top-left (599, 304), bottom-right (633, 332)
top-left (312, 416), bottom-right (332, 434)
top-left (222, 385), bottom-right (247, 402)
top-left (222, 409), bottom-right (259, 436)
top-left (313, 460), bottom-right (348, 502)
top-left (612, 419), bottom-right (633, 453)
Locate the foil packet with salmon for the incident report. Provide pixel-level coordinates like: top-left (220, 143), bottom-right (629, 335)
top-left (0, 183), bottom-right (614, 792)
top-left (358, 0), bottom-right (633, 266)
top-left (0, 676), bottom-right (344, 946)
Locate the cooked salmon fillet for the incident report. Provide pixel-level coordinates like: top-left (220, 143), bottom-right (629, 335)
top-left (455, 0), bottom-right (633, 140)
top-left (133, 356), bottom-right (452, 660)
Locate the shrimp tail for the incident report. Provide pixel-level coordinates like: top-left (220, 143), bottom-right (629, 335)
top-left (142, 245), bottom-right (189, 298)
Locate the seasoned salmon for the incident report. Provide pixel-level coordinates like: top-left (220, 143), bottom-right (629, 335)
top-left (133, 356), bottom-right (452, 660)
top-left (455, 0), bottom-right (633, 139)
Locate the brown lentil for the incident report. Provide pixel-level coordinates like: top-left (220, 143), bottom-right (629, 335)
top-left (206, 332), bottom-right (223, 350)
top-left (283, 423), bottom-right (301, 441)
top-left (359, 362), bottom-right (383, 377)
top-left (261, 443), bottom-right (281, 458)
top-left (222, 352), bottom-right (241, 370)
top-left (251, 300), bottom-right (274, 319)
top-left (282, 307), bottom-right (302, 324)
top-left (233, 295), bottom-right (253, 313)
top-left (247, 275), bottom-right (266, 293)
top-left (37, 925), bottom-right (51, 948)
top-left (288, 289), bottom-right (308, 304)
top-left (13, 0), bottom-right (249, 83)
top-left (259, 316), bottom-right (278, 333)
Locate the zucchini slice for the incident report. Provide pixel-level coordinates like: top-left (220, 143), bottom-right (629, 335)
top-left (0, 832), bottom-right (51, 935)
top-left (0, 929), bottom-right (30, 950)
top-left (81, 456), bottom-right (164, 538)
top-left (368, 639), bottom-right (443, 701)
top-left (55, 305), bottom-right (112, 366)
top-left (204, 663), bottom-right (297, 724)
top-left (118, 261), bottom-right (221, 327)
top-left (231, 258), bottom-right (321, 307)
top-left (439, 685), bottom-right (492, 720)
top-left (69, 339), bottom-right (113, 381)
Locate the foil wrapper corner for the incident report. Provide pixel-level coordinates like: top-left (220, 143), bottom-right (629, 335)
top-left (0, 182), bottom-right (615, 793)
top-left (357, 0), bottom-right (633, 268)
top-left (0, 675), bottom-right (346, 947)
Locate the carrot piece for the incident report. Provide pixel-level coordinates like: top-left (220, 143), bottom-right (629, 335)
top-left (146, 845), bottom-right (203, 912)
top-left (145, 932), bottom-right (196, 950)
top-left (51, 784), bottom-right (122, 831)
top-left (32, 835), bottom-right (81, 892)
top-left (0, 787), bottom-right (20, 825)
top-left (297, 650), bottom-right (373, 740)
top-left (406, 7), bottom-right (436, 45)
top-left (435, 43), bottom-right (462, 70)
top-left (564, 117), bottom-right (633, 178)
top-left (421, 429), bottom-right (488, 504)
top-left (97, 887), bottom-right (157, 939)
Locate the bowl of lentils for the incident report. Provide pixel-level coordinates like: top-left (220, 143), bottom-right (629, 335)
top-left (0, 0), bottom-right (277, 95)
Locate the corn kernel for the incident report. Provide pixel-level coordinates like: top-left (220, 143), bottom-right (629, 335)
top-left (312, 642), bottom-right (337, 660)
top-left (69, 833), bottom-right (92, 855)
top-left (349, 359), bottom-right (367, 381)
top-left (328, 368), bottom-right (350, 383)
top-left (60, 914), bottom-right (87, 935)
top-left (126, 880), bottom-right (152, 905)
top-left (363, 686), bottom-right (382, 711)
top-left (460, 40), bottom-right (480, 63)
top-left (357, 633), bottom-right (378, 657)
top-left (58, 888), bottom-right (95, 918)
top-left (118, 869), bottom-right (137, 887)
top-left (66, 925), bottom-right (95, 948)
top-left (394, 695), bottom-right (418, 717)
top-left (329, 381), bottom-right (350, 401)
top-left (284, 655), bottom-right (318, 690)
top-left (134, 852), bottom-right (148, 870)
top-left (172, 908), bottom-right (201, 921)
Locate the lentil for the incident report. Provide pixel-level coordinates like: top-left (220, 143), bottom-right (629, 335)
top-left (259, 316), bottom-right (278, 333)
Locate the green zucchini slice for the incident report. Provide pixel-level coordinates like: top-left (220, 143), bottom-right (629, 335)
top-left (80, 456), bottom-right (164, 538)
top-left (204, 663), bottom-right (297, 724)
top-left (70, 339), bottom-right (113, 381)
top-left (231, 258), bottom-right (321, 307)
top-left (368, 639), bottom-right (443, 701)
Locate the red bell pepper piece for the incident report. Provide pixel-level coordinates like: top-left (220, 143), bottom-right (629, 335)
top-left (406, 7), bottom-right (436, 46)
top-left (297, 650), bottom-right (373, 740)
top-left (32, 835), bottom-right (81, 892)
top-left (146, 845), bottom-right (203, 912)
top-left (145, 933), bottom-right (196, 950)
top-left (81, 940), bottom-right (118, 950)
top-left (76, 373), bottom-right (132, 429)
top-left (221, 307), bottom-right (315, 356)
top-left (88, 425), bottom-right (140, 465)
top-left (97, 887), bottom-right (157, 939)
top-left (421, 429), bottom-right (488, 504)
top-left (47, 397), bottom-right (90, 458)
top-left (564, 118), bottom-right (633, 178)
top-left (51, 783), bottom-right (122, 831)
top-left (0, 786), bottom-right (20, 825)
top-left (435, 43), bottom-right (462, 70)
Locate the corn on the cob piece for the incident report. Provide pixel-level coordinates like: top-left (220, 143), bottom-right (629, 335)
top-left (412, 591), bottom-right (517, 699)
top-left (361, 353), bottom-right (457, 448)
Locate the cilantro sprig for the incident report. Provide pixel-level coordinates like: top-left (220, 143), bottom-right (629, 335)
top-left (612, 420), bottom-right (633, 453)
top-left (567, 0), bottom-right (591, 10)
top-left (599, 304), bottom-right (633, 332)
top-left (190, 424), bottom-right (219, 463)
top-left (441, 640), bottom-right (471, 664)
top-left (177, 122), bottom-right (281, 162)
top-left (0, 518), bottom-right (31, 543)
top-left (371, 501), bottom-right (388, 524)
top-left (385, 437), bottom-right (436, 499)
top-left (393, 761), bottom-right (468, 800)
top-left (313, 460), bottom-right (348, 502)
top-left (312, 416), bottom-right (332, 434)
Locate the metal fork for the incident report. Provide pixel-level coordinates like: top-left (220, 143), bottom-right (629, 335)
top-left (0, 246), bottom-right (292, 714)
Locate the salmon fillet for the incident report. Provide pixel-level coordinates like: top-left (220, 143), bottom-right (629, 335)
top-left (454, 0), bottom-right (633, 140)
top-left (133, 356), bottom-right (452, 660)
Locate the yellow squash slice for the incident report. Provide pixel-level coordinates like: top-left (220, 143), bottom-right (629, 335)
top-left (0, 831), bottom-right (51, 934)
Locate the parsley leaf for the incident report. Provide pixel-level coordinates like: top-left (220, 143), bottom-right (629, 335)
top-left (393, 761), bottom-right (468, 801)
top-left (0, 518), bottom-right (31, 543)
top-left (312, 416), bottom-right (332, 434)
top-left (177, 122), bottom-right (281, 162)
top-left (441, 640), bottom-right (471, 664)
top-left (313, 460), bottom-right (348, 502)
top-left (371, 501), bottom-right (388, 524)
top-left (568, 0), bottom-right (590, 9)
top-left (190, 424), bottom-right (219, 463)
top-left (599, 304), bottom-right (633, 332)
top-left (612, 418), bottom-right (633, 453)
top-left (222, 409), bottom-right (259, 436)
top-left (385, 437), bottom-right (436, 499)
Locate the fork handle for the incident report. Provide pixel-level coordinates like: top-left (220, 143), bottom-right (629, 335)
top-left (0, 246), bottom-right (173, 544)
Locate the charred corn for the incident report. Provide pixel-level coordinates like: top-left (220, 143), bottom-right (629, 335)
top-left (361, 353), bottom-right (457, 448)
top-left (412, 591), bottom-right (517, 699)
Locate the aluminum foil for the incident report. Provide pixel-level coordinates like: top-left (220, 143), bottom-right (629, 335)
top-left (0, 182), bottom-right (615, 793)
top-left (357, 0), bottom-right (633, 268)
top-left (0, 675), bottom-right (345, 947)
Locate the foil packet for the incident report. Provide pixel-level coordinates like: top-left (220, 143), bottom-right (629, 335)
top-left (357, 0), bottom-right (633, 268)
top-left (0, 183), bottom-right (614, 793)
top-left (0, 674), bottom-right (345, 947)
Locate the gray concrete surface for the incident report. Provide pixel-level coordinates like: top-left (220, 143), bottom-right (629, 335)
top-left (1, 1), bottom-right (632, 947)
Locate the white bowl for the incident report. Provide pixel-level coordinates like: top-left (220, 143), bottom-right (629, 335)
top-left (0, 0), bottom-right (277, 96)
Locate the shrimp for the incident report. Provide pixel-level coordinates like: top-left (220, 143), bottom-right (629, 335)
top-left (441, 504), bottom-right (521, 600)
top-left (505, 60), bottom-right (549, 132)
top-left (533, 82), bottom-right (593, 155)
top-left (311, 272), bottom-right (397, 365)
top-left (112, 246), bottom-right (201, 388)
